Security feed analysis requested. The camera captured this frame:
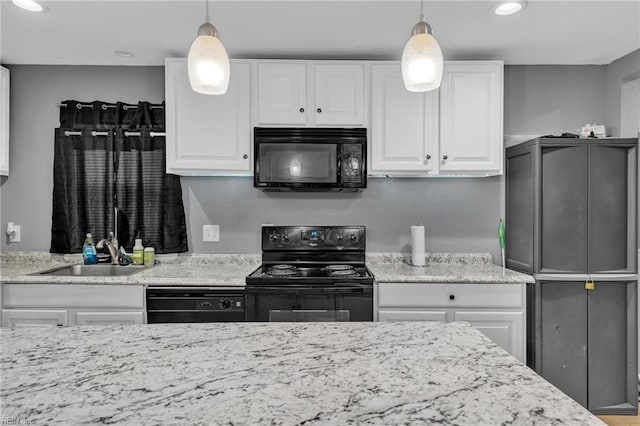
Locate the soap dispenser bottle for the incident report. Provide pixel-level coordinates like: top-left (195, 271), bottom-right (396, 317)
top-left (82, 233), bottom-right (97, 265)
top-left (133, 236), bottom-right (144, 265)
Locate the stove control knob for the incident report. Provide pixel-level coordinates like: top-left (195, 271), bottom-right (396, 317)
top-left (221, 299), bottom-right (232, 309)
top-left (336, 234), bottom-right (345, 243)
top-left (269, 234), bottom-right (280, 243)
top-left (282, 235), bottom-right (290, 243)
top-left (348, 234), bottom-right (357, 242)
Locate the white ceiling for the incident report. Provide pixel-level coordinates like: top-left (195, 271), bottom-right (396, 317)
top-left (0, 0), bottom-right (639, 66)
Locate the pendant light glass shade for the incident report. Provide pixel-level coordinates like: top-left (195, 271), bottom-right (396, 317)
top-left (401, 20), bottom-right (443, 92)
top-left (187, 12), bottom-right (230, 95)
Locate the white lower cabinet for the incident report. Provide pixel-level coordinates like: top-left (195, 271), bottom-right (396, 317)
top-left (1, 284), bottom-right (145, 328)
top-left (74, 311), bottom-right (144, 326)
top-left (377, 282), bottom-right (525, 362)
top-left (2, 309), bottom-right (68, 328)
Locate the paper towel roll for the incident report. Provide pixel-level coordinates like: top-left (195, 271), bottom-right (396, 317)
top-left (411, 225), bottom-right (426, 266)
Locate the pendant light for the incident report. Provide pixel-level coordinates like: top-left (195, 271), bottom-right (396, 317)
top-left (401, 0), bottom-right (443, 92)
top-left (187, 0), bottom-right (230, 95)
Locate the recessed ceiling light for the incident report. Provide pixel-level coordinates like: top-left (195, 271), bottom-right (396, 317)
top-left (492, 1), bottom-right (527, 16)
top-left (12, 0), bottom-right (46, 13)
top-left (114, 50), bottom-right (135, 58)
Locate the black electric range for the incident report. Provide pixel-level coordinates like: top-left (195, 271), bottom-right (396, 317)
top-left (245, 226), bottom-right (374, 322)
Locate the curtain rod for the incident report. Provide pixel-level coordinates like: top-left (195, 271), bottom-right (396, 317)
top-left (63, 130), bottom-right (166, 137)
top-left (56, 103), bottom-right (164, 110)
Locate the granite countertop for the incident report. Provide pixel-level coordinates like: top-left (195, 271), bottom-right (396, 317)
top-left (368, 253), bottom-right (535, 284)
top-left (0, 252), bottom-right (261, 287)
top-left (0, 321), bottom-right (601, 425)
top-left (1, 252), bottom-right (534, 286)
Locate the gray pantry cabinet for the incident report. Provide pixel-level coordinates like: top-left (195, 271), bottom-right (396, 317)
top-left (506, 137), bottom-right (638, 415)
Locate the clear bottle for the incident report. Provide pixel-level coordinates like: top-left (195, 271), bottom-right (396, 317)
top-left (132, 238), bottom-right (144, 265)
top-left (82, 233), bottom-right (97, 265)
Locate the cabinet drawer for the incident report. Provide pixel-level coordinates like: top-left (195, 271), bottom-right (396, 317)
top-left (3, 284), bottom-right (144, 309)
top-left (377, 283), bottom-right (523, 309)
top-left (74, 311), bottom-right (144, 326)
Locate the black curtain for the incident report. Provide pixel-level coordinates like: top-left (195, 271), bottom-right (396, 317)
top-left (50, 100), bottom-right (188, 254)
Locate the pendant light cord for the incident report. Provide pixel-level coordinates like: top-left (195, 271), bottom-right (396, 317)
top-left (205, 0), bottom-right (211, 23)
top-left (420, 0), bottom-right (424, 21)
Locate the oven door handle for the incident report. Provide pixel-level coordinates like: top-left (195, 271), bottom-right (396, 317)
top-left (245, 285), bottom-right (372, 294)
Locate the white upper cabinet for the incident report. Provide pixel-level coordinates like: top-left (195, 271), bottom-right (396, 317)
top-left (439, 61), bottom-right (503, 175)
top-left (0, 66), bottom-right (9, 176)
top-left (165, 58), bottom-right (252, 175)
top-left (370, 61), bottom-right (503, 176)
top-left (257, 62), bottom-right (307, 125)
top-left (257, 62), bottom-right (365, 126)
top-left (314, 64), bottom-right (364, 126)
top-left (371, 64), bottom-right (438, 173)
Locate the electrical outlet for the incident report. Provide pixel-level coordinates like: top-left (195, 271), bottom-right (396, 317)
top-left (7, 222), bottom-right (21, 243)
top-left (203, 225), bottom-right (220, 242)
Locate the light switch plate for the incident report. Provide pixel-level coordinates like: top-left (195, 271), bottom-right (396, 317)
top-left (203, 225), bottom-right (220, 242)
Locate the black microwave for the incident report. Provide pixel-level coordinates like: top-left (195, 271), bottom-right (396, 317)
top-left (254, 127), bottom-right (367, 192)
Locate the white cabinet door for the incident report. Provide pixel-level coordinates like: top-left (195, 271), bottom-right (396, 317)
top-left (257, 63), bottom-right (307, 125)
top-left (439, 61), bottom-right (503, 174)
top-left (0, 66), bottom-right (9, 176)
top-left (370, 64), bottom-right (438, 173)
top-left (378, 310), bottom-right (447, 322)
top-left (314, 64), bottom-right (364, 126)
top-left (453, 310), bottom-right (524, 362)
top-left (2, 309), bottom-right (68, 328)
top-left (165, 58), bottom-right (251, 175)
top-left (75, 311), bottom-right (144, 326)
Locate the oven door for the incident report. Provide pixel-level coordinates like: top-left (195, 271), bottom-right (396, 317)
top-left (245, 284), bottom-right (373, 322)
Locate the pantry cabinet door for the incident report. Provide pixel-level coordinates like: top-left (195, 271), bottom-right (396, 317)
top-left (314, 64), bottom-right (364, 126)
top-left (0, 66), bottom-right (9, 176)
top-left (257, 62), bottom-right (307, 125)
top-left (165, 58), bottom-right (251, 175)
top-left (439, 61), bottom-right (503, 174)
top-left (370, 64), bottom-right (438, 173)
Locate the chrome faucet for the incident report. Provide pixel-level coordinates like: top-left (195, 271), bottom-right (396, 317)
top-left (96, 232), bottom-right (119, 265)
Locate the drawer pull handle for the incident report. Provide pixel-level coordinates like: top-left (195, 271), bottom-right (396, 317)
top-left (449, 294), bottom-right (455, 300)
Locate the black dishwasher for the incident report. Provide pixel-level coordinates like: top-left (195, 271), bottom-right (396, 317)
top-left (146, 287), bottom-right (245, 323)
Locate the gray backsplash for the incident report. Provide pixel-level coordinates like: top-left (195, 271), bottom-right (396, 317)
top-left (182, 176), bottom-right (502, 260)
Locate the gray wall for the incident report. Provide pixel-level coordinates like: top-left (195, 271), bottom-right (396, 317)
top-left (504, 65), bottom-right (606, 136)
top-left (0, 63), bottom-right (613, 263)
top-left (0, 65), bottom-right (164, 252)
top-left (605, 48), bottom-right (640, 137)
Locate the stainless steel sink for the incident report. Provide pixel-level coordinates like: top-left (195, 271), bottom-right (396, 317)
top-left (31, 264), bottom-right (152, 277)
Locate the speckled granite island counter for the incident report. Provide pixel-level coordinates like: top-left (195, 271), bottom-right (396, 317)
top-left (1, 321), bottom-right (601, 425)
top-left (368, 253), bottom-right (535, 284)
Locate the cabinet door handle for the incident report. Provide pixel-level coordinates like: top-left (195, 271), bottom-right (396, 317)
top-left (317, 108), bottom-right (322, 113)
top-left (299, 107), bottom-right (305, 113)
top-left (425, 155), bottom-right (431, 160)
top-left (443, 155), bottom-right (448, 160)
top-left (242, 154), bottom-right (248, 159)
top-left (449, 294), bottom-right (455, 300)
